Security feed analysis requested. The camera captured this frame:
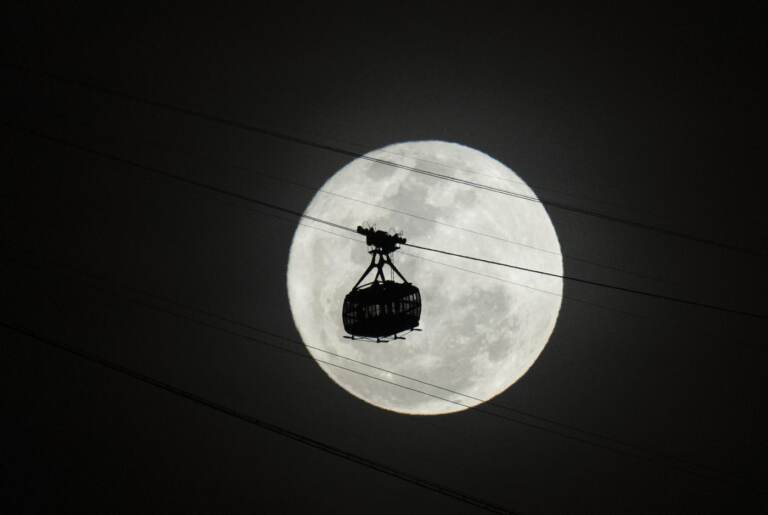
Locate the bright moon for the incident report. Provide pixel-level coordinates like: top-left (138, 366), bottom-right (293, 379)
top-left (287, 141), bottom-right (563, 415)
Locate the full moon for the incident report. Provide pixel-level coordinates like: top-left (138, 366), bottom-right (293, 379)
top-left (287, 141), bottom-right (563, 415)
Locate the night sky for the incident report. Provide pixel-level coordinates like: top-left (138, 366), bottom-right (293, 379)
top-left (1, 4), bottom-right (766, 514)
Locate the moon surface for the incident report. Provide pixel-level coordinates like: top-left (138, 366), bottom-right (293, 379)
top-left (287, 141), bottom-right (563, 415)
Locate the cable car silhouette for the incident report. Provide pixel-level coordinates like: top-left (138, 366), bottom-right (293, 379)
top-left (342, 226), bottom-right (421, 342)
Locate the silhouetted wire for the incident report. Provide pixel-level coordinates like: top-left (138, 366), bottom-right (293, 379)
top-left (0, 121), bottom-right (651, 323)
top-left (2, 122), bottom-right (355, 234)
top-left (94, 33), bottom-right (654, 211)
top-left (43, 108), bottom-right (673, 287)
top-left (400, 243), bottom-right (767, 319)
top-left (4, 113), bottom-right (763, 487)
top-left (0, 321), bottom-right (515, 515)
top-left (1, 61), bottom-right (763, 258)
top-left (0, 248), bottom-right (753, 491)
top-left (0, 43), bottom-right (710, 228)
top-left (202, 200), bottom-right (768, 352)
top-left (333, 134), bottom-right (636, 210)
top-left (236, 201), bottom-right (646, 319)
top-left (6, 121), bottom-right (766, 321)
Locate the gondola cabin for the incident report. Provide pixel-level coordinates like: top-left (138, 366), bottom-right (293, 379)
top-left (342, 226), bottom-right (421, 342)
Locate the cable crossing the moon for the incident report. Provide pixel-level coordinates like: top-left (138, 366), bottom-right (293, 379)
top-left (26, 106), bottom-right (681, 289)
top-left (2, 118), bottom-right (760, 489)
top-left (6, 121), bottom-right (767, 320)
top-left (0, 320), bottom-right (517, 515)
top-left (0, 247), bottom-right (752, 490)
top-left (3, 61), bottom-right (764, 258)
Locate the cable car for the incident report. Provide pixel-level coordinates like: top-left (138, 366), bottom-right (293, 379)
top-left (342, 226), bottom-right (421, 342)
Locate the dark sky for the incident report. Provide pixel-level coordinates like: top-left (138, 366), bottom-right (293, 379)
top-left (1, 4), bottom-right (766, 514)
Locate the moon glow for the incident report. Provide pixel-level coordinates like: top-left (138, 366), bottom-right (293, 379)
top-left (287, 141), bottom-right (563, 415)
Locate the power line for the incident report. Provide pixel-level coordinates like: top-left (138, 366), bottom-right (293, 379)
top-left (0, 249), bottom-right (751, 491)
top-left (402, 243), bottom-right (766, 319)
top-left (1, 121), bottom-right (651, 324)
top-left (2, 61), bottom-right (764, 258)
top-left (42, 107), bottom-right (678, 288)
top-left (192, 196), bottom-right (768, 352)
top-left (0, 321), bottom-right (515, 515)
top-left (0, 39), bottom-right (719, 234)
top-left (90, 33), bottom-right (671, 216)
top-left (307, 223), bottom-right (644, 318)
top-left (6, 121), bottom-right (766, 320)
top-left (2, 121), bottom-right (354, 235)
